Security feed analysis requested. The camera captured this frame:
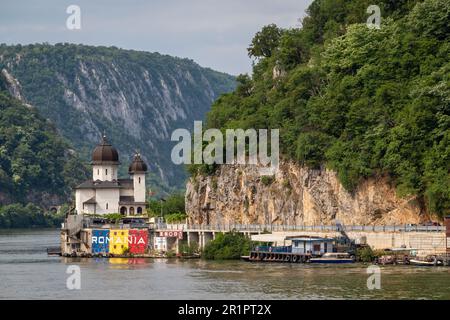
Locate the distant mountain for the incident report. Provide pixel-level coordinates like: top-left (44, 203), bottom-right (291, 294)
top-left (0, 44), bottom-right (236, 194)
top-left (0, 73), bottom-right (89, 207)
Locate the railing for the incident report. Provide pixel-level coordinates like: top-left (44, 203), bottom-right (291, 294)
top-left (78, 218), bottom-right (445, 233)
top-left (155, 223), bottom-right (445, 233)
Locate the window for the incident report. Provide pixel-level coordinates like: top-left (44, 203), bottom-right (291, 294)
top-left (97, 169), bottom-right (99, 175)
top-left (139, 177), bottom-right (141, 184)
top-left (106, 203), bottom-right (109, 209)
top-left (106, 169), bottom-right (108, 175)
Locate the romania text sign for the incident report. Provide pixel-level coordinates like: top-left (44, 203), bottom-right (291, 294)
top-left (91, 229), bottom-right (148, 254)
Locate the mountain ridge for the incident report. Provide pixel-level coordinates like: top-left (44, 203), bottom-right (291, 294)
top-left (0, 43), bottom-right (236, 195)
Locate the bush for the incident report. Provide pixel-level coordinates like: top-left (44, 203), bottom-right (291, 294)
top-left (261, 175), bottom-right (275, 186)
top-left (356, 246), bottom-right (375, 262)
top-left (179, 242), bottom-right (199, 256)
top-left (203, 231), bottom-right (252, 260)
top-left (165, 212), bottom-right (187, 223)
top-left (104, 213), bottom-right (122, 224)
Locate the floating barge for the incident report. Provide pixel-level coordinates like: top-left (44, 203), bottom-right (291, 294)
top-left (249, 251), bottom-right (311, 263)
top-left (248, 236), bottom-right (351, 264)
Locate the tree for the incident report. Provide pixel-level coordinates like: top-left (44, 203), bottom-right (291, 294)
top-left (247, 24), bottom-right (282, 59)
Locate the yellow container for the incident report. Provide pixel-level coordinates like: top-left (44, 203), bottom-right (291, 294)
top-left (109, 229), bottom-right (129, 255)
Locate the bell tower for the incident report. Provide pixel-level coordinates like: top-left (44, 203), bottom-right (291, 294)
top-left (128, 152), bottom-right (148, 203)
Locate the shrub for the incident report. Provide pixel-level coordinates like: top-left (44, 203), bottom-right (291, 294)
top-left (203, 231), bottom-right (252, 260)
top-left (261, 175), bottom-right (275, 186)
top-left (356, 246), bottom-right (375, 262)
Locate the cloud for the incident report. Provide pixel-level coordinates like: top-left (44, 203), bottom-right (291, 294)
top-left (0, 0), bottom-right (313, 74)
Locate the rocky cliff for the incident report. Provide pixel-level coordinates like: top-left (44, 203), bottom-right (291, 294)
top-left (186, 161), bottom-right (430, 226)
top-left (0, 44), bottom-right (235, 193)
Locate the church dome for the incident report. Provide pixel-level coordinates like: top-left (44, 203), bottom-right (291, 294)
top-left (128, 153), bottom-right (148, 173)
top-left (91, 135), bottom-right (119, 164)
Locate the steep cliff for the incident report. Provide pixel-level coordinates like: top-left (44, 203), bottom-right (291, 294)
top-left (187, 0), bottom-right (449, 223)
top-left (0, 44), bottom-right (236, 193)
top-left (186, 160), bottom-right (428, 226)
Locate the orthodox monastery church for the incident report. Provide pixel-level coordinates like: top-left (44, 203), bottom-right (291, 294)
top-left (75, 135), bottom-right (148, 216)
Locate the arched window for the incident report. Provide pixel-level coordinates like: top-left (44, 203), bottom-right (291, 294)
top-left (106, 203), bottom-right (108, 210)
top-left (106, 169), bottom-right (108, 175)
top-left (129, 207), bottom-right (135, 215)
top-left (120, 207), bottom-right (127, 215)
top-left (97, 169), bottom-right (99, 175)
top-left (139, 177), bottom-right (141, 184)
top-left (137, 207), bottom-right (143, 215)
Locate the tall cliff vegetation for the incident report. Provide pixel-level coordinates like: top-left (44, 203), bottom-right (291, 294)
top-left (0, 74), bottom-right (89, 207)
top-left (196, 0), bottom-right (449, 217)
top-left (0, 44), bottom-right (236, 194)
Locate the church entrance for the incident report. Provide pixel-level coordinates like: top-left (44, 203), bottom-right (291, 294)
top-left (120, 207), bottom-right (127, 215)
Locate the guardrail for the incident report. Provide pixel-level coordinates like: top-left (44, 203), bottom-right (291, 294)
top-left (155, 223), bottom-right (445, 233)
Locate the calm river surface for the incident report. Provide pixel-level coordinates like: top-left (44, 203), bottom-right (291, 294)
top-left (0, 229), bottom-right (449, 300)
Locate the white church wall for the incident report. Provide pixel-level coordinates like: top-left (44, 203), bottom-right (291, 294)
top-left (75, 189), bottom-right (95, 215)
top-left (95, 189), bottom-right (120, 214)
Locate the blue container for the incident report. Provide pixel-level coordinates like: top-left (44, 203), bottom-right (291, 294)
top-left (92, 229), bottom-right (110, 254)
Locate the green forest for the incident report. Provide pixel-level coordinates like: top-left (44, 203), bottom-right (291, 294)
top-left (193, 0), bottom-right (449, 217)
top-left (0, 74), bottom-right (89, 227)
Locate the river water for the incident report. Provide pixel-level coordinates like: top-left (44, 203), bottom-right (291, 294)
top-left (0, 229), bottom-right (449, 300)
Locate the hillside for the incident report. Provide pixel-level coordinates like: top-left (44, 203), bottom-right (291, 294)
top-left (187, 0), bottom-right (449, 224)
top-left (0, 44), bottom-right (236, 194)
top-left (0, 73), bottom-right (89, 207)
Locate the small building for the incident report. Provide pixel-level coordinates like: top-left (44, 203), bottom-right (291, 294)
top-left (287, 236), bottom-right (334, 256)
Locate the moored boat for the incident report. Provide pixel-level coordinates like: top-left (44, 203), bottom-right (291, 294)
top-left (409, 256), bottom-right (443, 266)
top-left (309, 253), bottom-right (355, 264)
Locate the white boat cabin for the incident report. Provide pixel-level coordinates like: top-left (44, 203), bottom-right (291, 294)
top-left (287, 236), bottom-right (334, 256)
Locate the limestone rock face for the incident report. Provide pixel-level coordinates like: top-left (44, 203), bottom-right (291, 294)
top-left (186, 161), bottom-right (427, 226)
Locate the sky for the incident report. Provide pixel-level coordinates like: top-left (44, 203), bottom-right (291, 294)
top-left (0, 0), bottom-right (313, 75)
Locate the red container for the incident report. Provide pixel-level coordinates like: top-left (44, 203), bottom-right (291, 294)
top-left (128, 229), bottom-right (148, 254)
